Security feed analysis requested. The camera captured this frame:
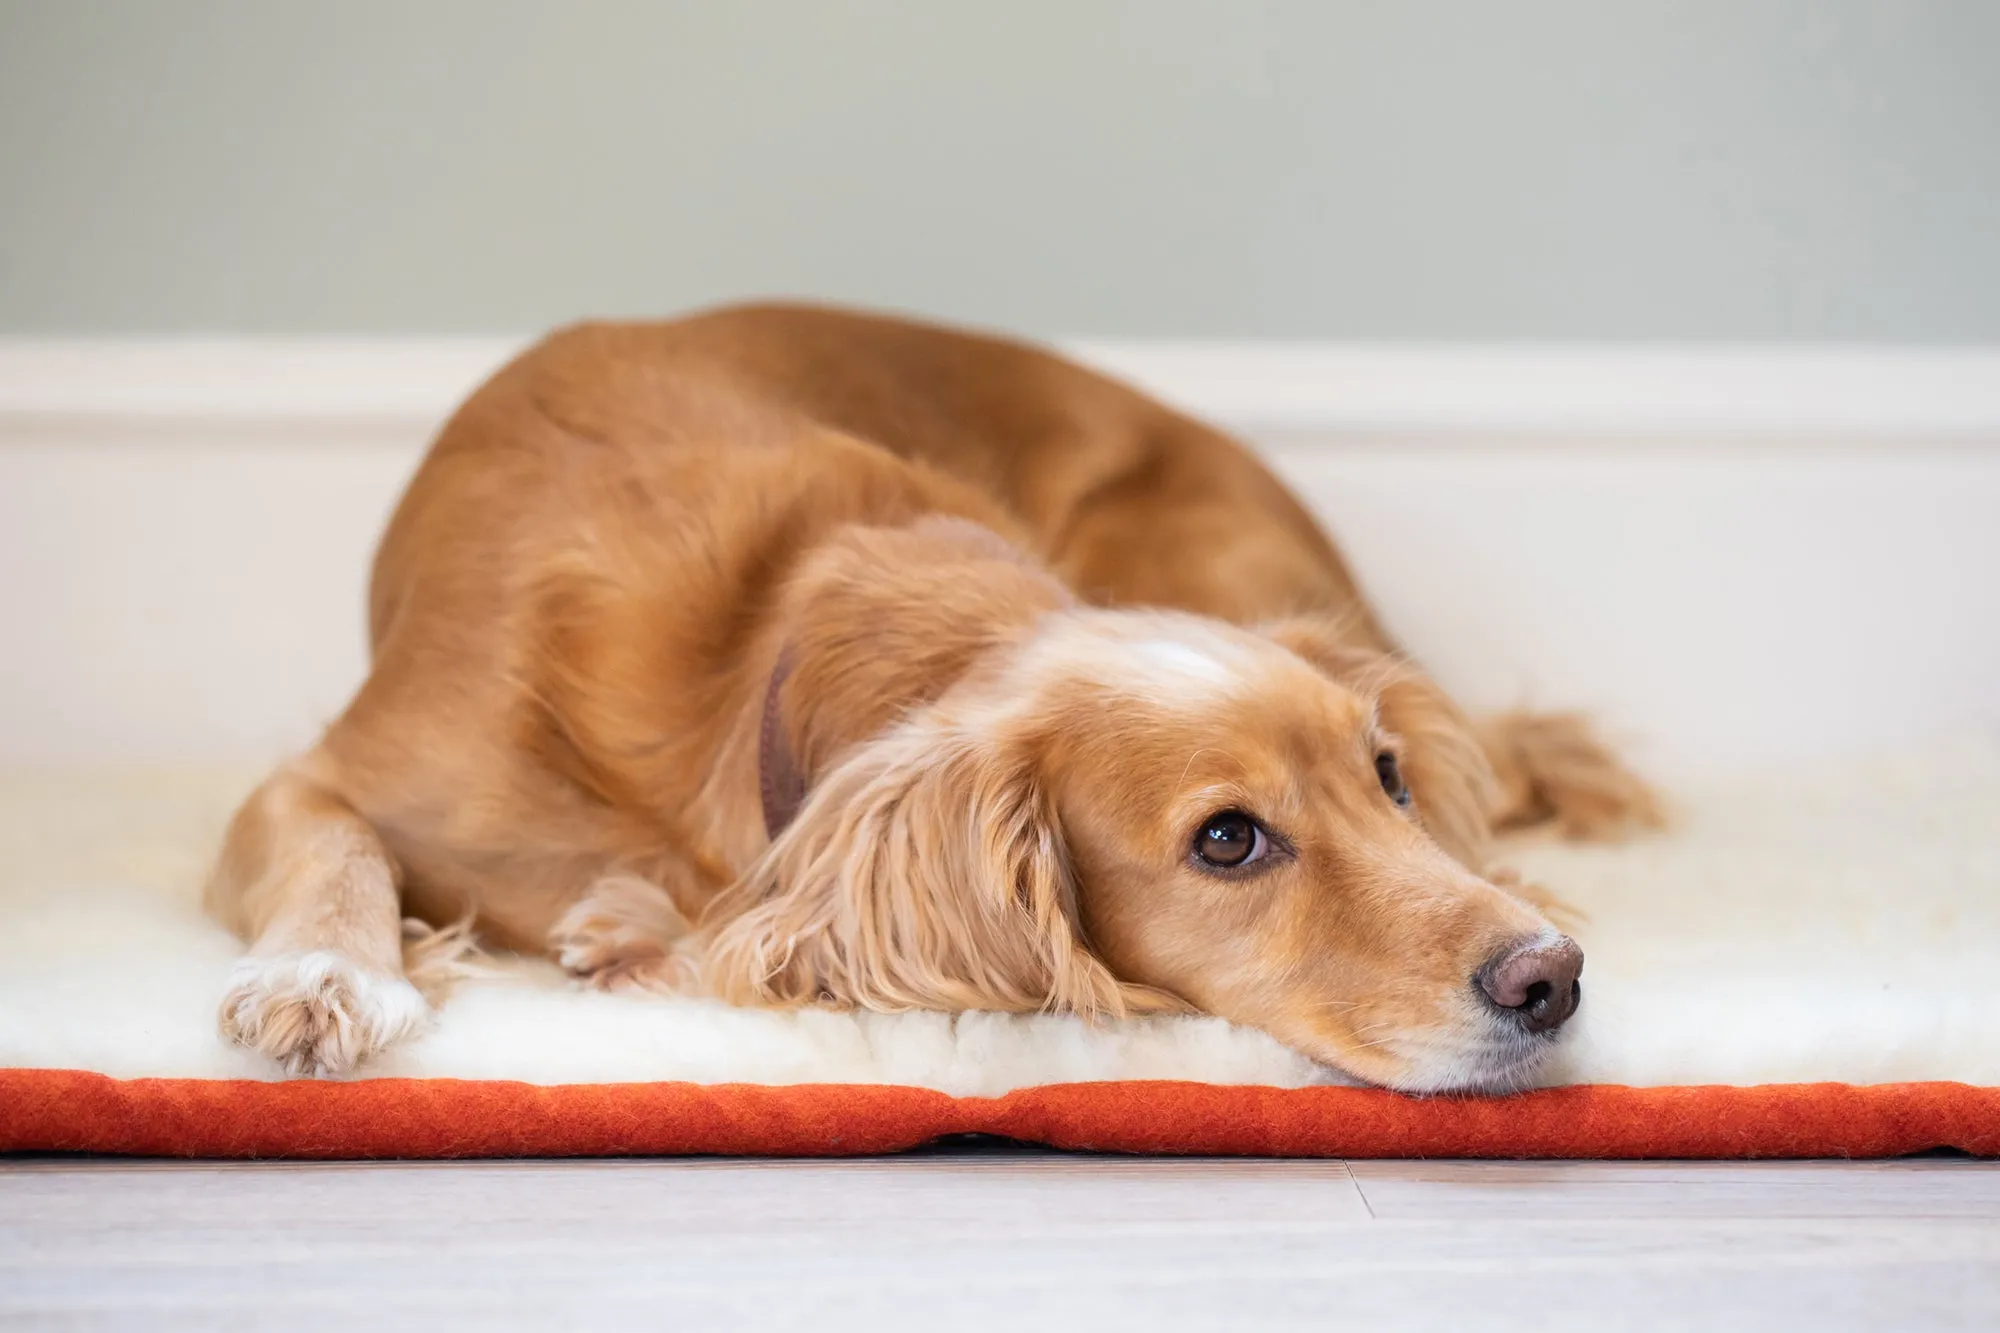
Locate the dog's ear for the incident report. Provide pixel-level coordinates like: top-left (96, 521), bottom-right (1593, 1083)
top-left (698, 711), bottom-right (1170, 1017)
top-left (1258, 617), bottom-right (1498, 872)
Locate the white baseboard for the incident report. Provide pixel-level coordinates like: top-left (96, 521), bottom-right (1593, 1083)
top-left (3, 339), bottom-right (1997, 769)
top-left (6, 338), bottom-right (2000, 437)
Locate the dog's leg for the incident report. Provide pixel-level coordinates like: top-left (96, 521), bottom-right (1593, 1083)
top-left (206, 761), bottom-right (427, 1076)
top-left (1479, 711), bottom-right (1665, 839)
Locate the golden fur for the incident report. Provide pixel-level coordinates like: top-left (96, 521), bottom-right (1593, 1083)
top-left (207, 303), bottom-right (1658, 1089)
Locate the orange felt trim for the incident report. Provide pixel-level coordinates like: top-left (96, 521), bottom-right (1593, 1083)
top-left (3, 1070), bottom-right (1997, 1159)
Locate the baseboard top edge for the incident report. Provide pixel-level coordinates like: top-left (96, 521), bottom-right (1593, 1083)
top-left (4, 338), bottom-right (1998, 440)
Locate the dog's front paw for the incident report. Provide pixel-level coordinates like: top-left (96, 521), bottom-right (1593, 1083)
top-left (218, 951), bottom-right (428, 1077)
top-left (548, 873), bottom-right (696, 995)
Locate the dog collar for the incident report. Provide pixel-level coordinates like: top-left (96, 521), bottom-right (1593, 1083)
top-left (758, 649), bottom-right (807, 841)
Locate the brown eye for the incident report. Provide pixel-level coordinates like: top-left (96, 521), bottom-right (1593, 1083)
top-left (1193, 810), bottom-right (1267, 869)
top-left (1376, 752), bottom-right (1412, 808)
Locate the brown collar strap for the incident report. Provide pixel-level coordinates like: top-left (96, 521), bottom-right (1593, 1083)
top-left (758, 649), bottom-right (808, 841)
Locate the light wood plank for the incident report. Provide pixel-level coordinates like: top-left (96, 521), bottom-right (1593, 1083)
top-left (1349, 1158), bottom-right (2000, 1219)
top-left (0, 1154), bottom-right (1371, 1231)
top-left (4, 1157), bottom-right (1998, 1332)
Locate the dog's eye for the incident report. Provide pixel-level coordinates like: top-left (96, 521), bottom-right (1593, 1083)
top-left (1376, 752), bottom-right (1412, 808)
top-left (1193, 810), bottom-right (1267, 869)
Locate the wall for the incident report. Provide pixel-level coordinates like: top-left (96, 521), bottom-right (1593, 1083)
top-left (3, 4), bottom-right (1995, 770)
top-left (3, 341), bottom-right (1996, 770)
top-left (3, 0), bottom-right (1997, 339)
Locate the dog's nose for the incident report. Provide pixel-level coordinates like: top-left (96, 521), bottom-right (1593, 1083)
top-left (1477, 935), bottom-right (1583, 1034)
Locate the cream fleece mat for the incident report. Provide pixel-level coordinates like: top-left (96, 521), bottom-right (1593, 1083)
top-left (3, 738), bottom-right (1997, 1095)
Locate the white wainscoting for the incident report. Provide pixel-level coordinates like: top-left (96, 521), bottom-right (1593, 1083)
top-left (3, 340), bottom-right (1997, 772)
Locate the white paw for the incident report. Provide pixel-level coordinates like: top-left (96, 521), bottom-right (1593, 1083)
top-left (218, 951), bottom-right (428, 1077)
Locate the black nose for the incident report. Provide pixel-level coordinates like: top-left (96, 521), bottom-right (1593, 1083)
top-left (1476, 935), bottom-right (1583, 1035)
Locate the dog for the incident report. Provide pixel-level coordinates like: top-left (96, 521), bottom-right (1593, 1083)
top-left (206, 303), bottom-right (1659, 1091)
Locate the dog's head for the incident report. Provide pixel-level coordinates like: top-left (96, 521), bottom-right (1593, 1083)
top-left (707, 602), bottom-right (1578, 1094)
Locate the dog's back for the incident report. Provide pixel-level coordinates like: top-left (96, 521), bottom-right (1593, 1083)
top-left (380, 304), bottom-right (1387, 647)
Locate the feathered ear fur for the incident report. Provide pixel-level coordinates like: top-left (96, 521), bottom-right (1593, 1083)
top-left (696, 711), bottom-right (1178, 1017)
top-left (1258, 617), bottom-right (1498, 872)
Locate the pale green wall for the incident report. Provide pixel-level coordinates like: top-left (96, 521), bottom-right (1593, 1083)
top-left (2, 0), bottom-right (1996, 338)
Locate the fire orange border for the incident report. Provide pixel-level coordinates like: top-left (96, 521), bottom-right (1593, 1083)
top-left (4, 1070), bottom-right (1996, 1159)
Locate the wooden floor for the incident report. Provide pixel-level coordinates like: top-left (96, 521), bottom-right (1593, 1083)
top-left (5, 1150), bottom-right (1999, 1331)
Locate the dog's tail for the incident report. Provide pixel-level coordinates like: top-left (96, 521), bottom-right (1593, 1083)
top-left (1479, 711), bottom-right (1666, 840)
